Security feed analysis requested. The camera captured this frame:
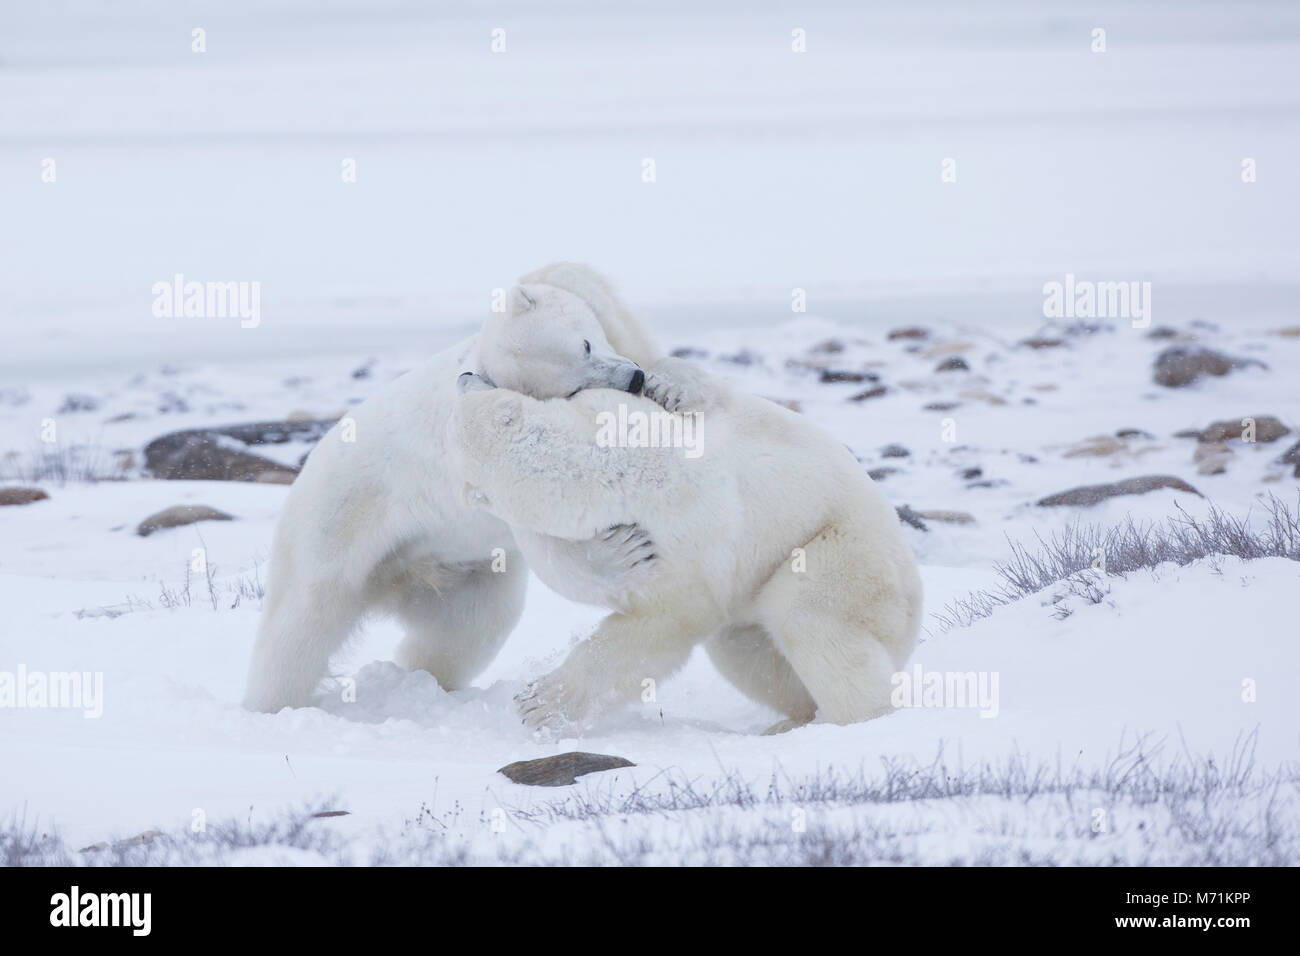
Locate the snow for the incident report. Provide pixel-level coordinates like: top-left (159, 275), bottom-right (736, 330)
top-left (1, 0), bottom-right (1298, 864)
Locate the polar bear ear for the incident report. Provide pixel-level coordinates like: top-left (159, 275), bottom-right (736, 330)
top-left (509, 285), bottom-right (536, 316)
top-left (457, 371), bottom-right (496, 394)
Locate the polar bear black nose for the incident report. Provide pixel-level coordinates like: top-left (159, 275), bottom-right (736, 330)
top-left (626, 369), bottom-right (645, 394)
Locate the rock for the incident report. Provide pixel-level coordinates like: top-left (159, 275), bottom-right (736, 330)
top-left (0, 487), bottom-right (48, 506)
top-left (1275, 326), bottom-right (1300, 338)
top-left (1115, 428), bottom-right (1154, 440)
top-left (1145, 326), bottom-right (1189, 341)
top-left (1196, 415), bottom-right (1290, 444)
top-left (923, 341), bottom-right (974, 359)
top-left (718, 349), bottom-right (761, 366)
top-left (57, 393), bottom-right (100, 414)
top-left (959, 467), bottom-right (983, 480)
top-left (1153, 346), bottom-right (1263, 388)
top-left (1196, 455), bottom-right (1230, 476)
top-left (1063, 436), bottom-right (1126, 458)
top-left (918, 510), bottom-right (975, 525)
top-left (1173, 428), bottom-right (1203, 439)
top-left (670, 346), bottom-right (708, 359)
top-left (895, 505), bottom-right (928, 531)
top-left (880, 444), bottom-right (910, 459)
top-left (144, 431), bottom-right (298, 483)
top-left (1037, 475), bottom-right (1202, 507)
top-left (935, 356), bottom-right (970, 373)
top-left (136, 505), bottom-right (235, 537)
top-left (887, 327), bottom-right (929, 341)
top-left (849, 385), bottom-right (887, 401)
top-left (497, 752), bottom-right (634, 787)
top-left (820, 369), bottom-right (877, 384)
top-left (924, 401), bottom-right (961, 411)
top-left (958, 388), bottom-right (1006, 406)
top-left (808, 338), bottom-right (845, 354)
top-left (1277, 440), bottom-right (1300, 477)
top-left (1019, 338), bottom-right (1064, 349)
top-left (763, 397), bottom-right (802, 413)
top-left (867, 467), bottom-right (899, 481)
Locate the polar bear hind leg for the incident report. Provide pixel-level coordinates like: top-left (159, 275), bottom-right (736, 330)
top-left (753, 523), bottom-right (915, 725)
top-left (704, 623), bottom-right (817, 730)
top-left (386, 558), bottom-right (528, 691)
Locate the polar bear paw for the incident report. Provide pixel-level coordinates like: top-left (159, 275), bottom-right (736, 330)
top-left (641, 357), bottom-right (711, 413)
top-left (516, 671), bottom-right (586, 735)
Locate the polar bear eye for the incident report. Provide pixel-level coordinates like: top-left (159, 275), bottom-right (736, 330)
top-left (583, 339), bottom-right (591, 356)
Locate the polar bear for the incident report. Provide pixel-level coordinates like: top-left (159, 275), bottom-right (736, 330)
top-left (241, 264), bottom-right (662, 712)
top-left (451, 358), bottom-right (924, 732)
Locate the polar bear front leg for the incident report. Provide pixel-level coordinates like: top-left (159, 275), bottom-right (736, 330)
top-left (641, 356), bottom-right (717, 413)
top-left (516, 608), bottom-right (712, 733)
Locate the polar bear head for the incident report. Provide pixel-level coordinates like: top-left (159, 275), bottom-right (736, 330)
top-left (476, 283), bottom-right (645, 399)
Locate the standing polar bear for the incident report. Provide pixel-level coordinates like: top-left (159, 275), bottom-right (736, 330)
top-left (242, 264), bottom-right (662, 712)
top-left (452, 355), bottom-right (924, 733)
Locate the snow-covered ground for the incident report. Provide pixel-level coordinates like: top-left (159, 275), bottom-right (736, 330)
top-left (1, 0), bottom-right (1298, 864)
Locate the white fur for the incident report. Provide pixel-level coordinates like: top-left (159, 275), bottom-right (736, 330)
top-left (452, 358), bottom-right (924, 732)
top-left (241, 265), bottom-right (657, 712)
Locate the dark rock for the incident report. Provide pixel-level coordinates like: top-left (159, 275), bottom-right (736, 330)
top-left (819, 369), bottom-right (877, 384)
top-left (137, 505), bottom-right (234, 537)
top-left (144, 432), bottom-right (298, 483)
top-left (157, 392), bottom-right (190, 414)
top-left (880, 444), bottom-right (911, 459)
top-left (808, 339), bottom-right (845, 354)
top-left (1196, 416), bottom-right (1290, 444)
top-left (1173, 429), bottom-right (1203, 439)
top-left (924, 401), bottom-right (961, 412)
top-left (896, 505), bottom-right (928, 531)
top-left (1145, 327), bottom-right (1185, 340)
top-left (966, 480), bottom-right (1002, 489)
top-left (959, 467), bottom-right (983, 480)
top-left (935, 356), bottom-right (969, 373)
top-left (867, 467), bottom-right (899, 481)
top-left (1278, 440), bottom-right (1300, 477)
top-left (57, 394), bottom-right (99, 414)
top-left (1037, 475), bottom-right (1202, 507)
top-left (888, 327), bottom-right (930, 341)
top-left (497, 752), bottom-right (634, 787)
top-left (1019, 338), bottom-right (1064, 349)
top-left (0, 487), bottom-right (48, 506)
top-left (1153, 346), bottom-right (1263, 388)
top-left (918, 509), bottom-right (975, 525)
top-left (718, 349), bottom-right (761, 366)
top-left (849, 385), bottom-right (887, 402)
top-left (670, 347), bottom-right (709, 359)
top-left (1116, 428), bottom-right (1155, 440)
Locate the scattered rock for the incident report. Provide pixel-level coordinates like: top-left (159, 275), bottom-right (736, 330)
top-left (0, 487), bottom-right (48, 506)
top-left (918, 509), bottom-right (975, 525)
top-left (1145, 326), bottom-right (1190, 341)
top-left (924, 401), bottom-right (961, 411)
top-left (1030, 383), bottom-right (1058, 392)
top-left (895, 505), bottom-right (928, 531)
top-left (1173, 428), bottom-right (1203, 439)
top-left (887, 327), bottom-right (929, 341)
top-left (935, 356), bottom-right (969, 373)
top-left (958, 388), bottom-right (1006, 406)
top-left (718, 349), bottom-right (761, 366)
top-left (880, 444), bottom-right (910, 459)
top-left (144, 431), bottom-right (299, 483)
top-left (1063, 436), bottom-right (1126, 458)
top-left (1115, 428), bottom-right (1154, 440)
top-left (157, 392), bottom-right (190, 414)
top-left (310, 810), bottom-right (351, 818)
top-left (670, 346), bottom-right (709, 359)
top-left (498, 752), bottom-right (634, 787)
top-left (849, 385), bottom-right (887, 402)
top-left (1153, 346), bottom-right (1263, 388)
top-left (1275, 326), bottom-right (1300, 338)
top-left (1196, 415), bottom-right (1290, 444)
top-left (1277, 440), bottom-right (1300, 477)
top-left (1037, 475), bottom-right (1202, 507)
top-left (763, 397), bottom-right (803, 413)
top-left (808, 338), bottom-right (845, 354)
top-left (959, 467), bottom-right (983, 480)
top-left (136, 504), bottom-right (234, 537)
top-left (867, 467), bottom-right (899, 481)
top-left (58, 393), bottom-right (100, 414)
top-left (1019, 337), bottom-right (1064, 349)
top-left (820, 369), bottom-right (877, 384)
top-left (923, 341), bottom-right (975, 359)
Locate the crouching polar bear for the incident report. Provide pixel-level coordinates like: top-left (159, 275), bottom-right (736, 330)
top-left (453, 358), bottom-right (923, 733)
top-left (242, 264), bottom-right (661, 712)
